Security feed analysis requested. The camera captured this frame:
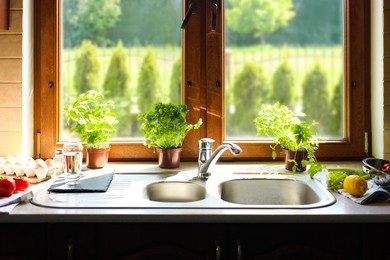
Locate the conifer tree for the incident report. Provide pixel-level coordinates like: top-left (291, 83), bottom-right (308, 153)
top-left (229, 62), bottom-right (268, 136)
top-left (137, 50), bottom-right (160, 114)
top-left (270, 61), bottom-right (294, 109)
top-left (329, 76), bottom-right (343, 136)
top-left (169, 57), bottom-right (181, 105)
top-left (73, 40), bottom-right (100, 95)
top-left (302, 64), bottom-right (330, 134)
top-left (102, 41), bottom-right (131, 136)
top-left (103, 41), bottom-right (130, 99)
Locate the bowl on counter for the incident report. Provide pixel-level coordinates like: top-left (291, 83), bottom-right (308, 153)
top-left (362, 158), bottom-right (390, 188)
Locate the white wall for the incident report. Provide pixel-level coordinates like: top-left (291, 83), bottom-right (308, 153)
top-left (371, 0), bottom-right (384, 158)
top-left (22, 0), bottom-right (34, 157)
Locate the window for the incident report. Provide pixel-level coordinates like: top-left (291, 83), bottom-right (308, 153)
top-left (60, 0), bottom-right (183, 141)
top-left (34, 0), bottom-right (370, 161)
top-left (225, 0), bottom-right (344, 139)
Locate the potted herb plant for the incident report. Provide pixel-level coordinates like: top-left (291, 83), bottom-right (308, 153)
top-left (254, 102), bottom-right (323, 177)
top-left (64, 90), bottom-right (119, 169)
top-left (138, 102), bottom-right (202, 169)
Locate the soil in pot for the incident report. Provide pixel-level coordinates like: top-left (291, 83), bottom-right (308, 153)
top-left (86, 147), bottom-right (110, 169)
top-left (156, 148), bottom-right (182, 169)
top-left (283, 149), bottom-right (308, 172)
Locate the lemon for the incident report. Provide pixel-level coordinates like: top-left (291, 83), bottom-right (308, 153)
top-left (343, 175), bottom-right (368, 197)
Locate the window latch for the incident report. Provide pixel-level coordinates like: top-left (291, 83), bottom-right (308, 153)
top-left (211, 0), bottom-right (218, 31)
top-left (181, 2), bottom-right (197, 29)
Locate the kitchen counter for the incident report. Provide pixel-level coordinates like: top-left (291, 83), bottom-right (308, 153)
top-left (2, 161), bottom-right (390, 223)
top-left (2, 161), bottom-right (389, 260)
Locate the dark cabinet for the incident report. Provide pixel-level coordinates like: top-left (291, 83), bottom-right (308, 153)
top-left (66, 223), bottom-right (363, 260)
top-left (97, 223), bottom-right (228, 260)
top-left (47, 223), bottom-right (96, 260)
top-left (230, 224), bottom-right (362, 260)
top-left (362, 223), bottom-right (390, 260)
top-left (2, 222), bottom-right (383, 260)
top-left (0, 224), bottom-right (46, 260)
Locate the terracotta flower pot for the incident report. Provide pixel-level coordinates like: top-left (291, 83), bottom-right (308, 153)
top-left (283, 149), bottom-right (308, 172)
top-left (156, 148), bottom-right (182, 169)
top-left (86, 147), bottom-right (110, 169)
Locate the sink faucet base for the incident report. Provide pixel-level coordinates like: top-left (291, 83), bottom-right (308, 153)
top-left (197, 138), bottom-right (242, 179)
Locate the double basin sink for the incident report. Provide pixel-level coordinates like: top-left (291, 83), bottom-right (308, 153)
top-left (32, 166), bottom-right (335, 209)
top-left (148, 178), bottom-right (328, 207)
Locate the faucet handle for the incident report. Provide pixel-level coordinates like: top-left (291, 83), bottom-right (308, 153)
top-left (199, 138), bottom-right (215, 150)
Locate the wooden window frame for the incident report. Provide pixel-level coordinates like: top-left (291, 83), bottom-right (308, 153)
top-left (34, 0), bottom-right (371, 161)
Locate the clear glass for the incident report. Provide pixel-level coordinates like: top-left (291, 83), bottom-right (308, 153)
top-left (60, 0), bottom-right (182, 141)
top-left (225, 0), bottom-right (344, 140)
top-left (63, 141), bottom-right (83, 185)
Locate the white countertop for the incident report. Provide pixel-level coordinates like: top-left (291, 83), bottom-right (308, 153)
top-left (2, 161), bottom-right (390, 223)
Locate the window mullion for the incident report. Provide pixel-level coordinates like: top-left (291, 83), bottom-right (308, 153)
top-left (182, 0), bottom-right (204, 159)
top-left (205, 0), bottom-right (224, 146)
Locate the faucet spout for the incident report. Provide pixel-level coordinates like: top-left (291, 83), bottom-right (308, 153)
top-left (198, 138), bottom-right (242, 179)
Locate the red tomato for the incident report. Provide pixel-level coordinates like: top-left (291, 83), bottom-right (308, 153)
top-left (14, 177), bottom-right (30, 192)
top-left (0, 177), bottom-right (16, 197)
top-left (382, 163), bottom-right (390, 171)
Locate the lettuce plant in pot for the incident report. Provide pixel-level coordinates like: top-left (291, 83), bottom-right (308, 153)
top-left (254, 102), bottom-right (323, 178)
top-left (138, 102), bottom-right (202, 169)
top-left (64, 90), bottom-right (119, 169)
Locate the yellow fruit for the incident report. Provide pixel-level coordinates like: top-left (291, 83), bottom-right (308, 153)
top-left (343, 175), bottom-right (368, 197)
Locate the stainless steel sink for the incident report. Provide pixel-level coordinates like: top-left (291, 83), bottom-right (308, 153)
top-left (146, 181), bottom-right (206, 202)
top-left (31, 168), bottom-right (335, 209)
top-left (220, 179), bottom-right (320, 205)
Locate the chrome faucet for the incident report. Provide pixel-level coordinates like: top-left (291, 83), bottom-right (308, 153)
top-left (198, 138), bottom-right (242, 179)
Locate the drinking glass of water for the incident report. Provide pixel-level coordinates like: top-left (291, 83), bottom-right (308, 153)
top-left (63, 141), bottom-right (83, 185)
